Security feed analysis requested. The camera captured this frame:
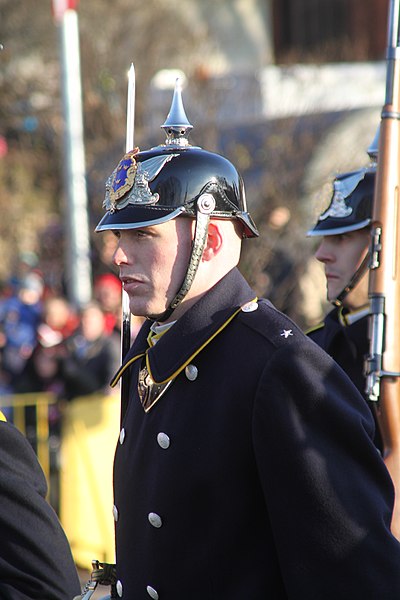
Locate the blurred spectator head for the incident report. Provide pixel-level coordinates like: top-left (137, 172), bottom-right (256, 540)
top-left (94, 273), bottom-right (121, 313)
top-left (18, 272), bottom-right (44, 305)
top-left (37, 296), bottom-right (79, 347)
top-left (31, 344), bottom-right (60, 380)
top-left (43, 297), bottom-right (73, 330)
top-left (80, 301), bottom-right (107, 342)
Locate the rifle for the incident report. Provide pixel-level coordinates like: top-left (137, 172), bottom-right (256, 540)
top-left (366, 0), bottom-right (400, 539)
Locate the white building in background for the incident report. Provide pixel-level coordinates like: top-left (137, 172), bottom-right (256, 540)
top-left (260, 61), bottom-right (385, 119)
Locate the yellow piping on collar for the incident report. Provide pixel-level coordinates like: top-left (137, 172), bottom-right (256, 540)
top-left (147, 297), bottom-right (258, 385)
top-left (110, 352), bottom-right (146, 388)
top-left (338, 306), bottom-right (347, 326)
top-left (305, 322), bottom-right (324, 335)
top-left (0, 410), bottom-right (6, 422)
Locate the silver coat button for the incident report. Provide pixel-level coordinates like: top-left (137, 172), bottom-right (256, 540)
top-left (185, 364), bottom-right (198, 381)
top-left (241, 301), bottom-right (258, 312)
top-left (119, 428), bottom-right (126, 444)
top-left (113, 504), bottom-right (119, 522)
top-left (147, 585), bottom-right (159, 599)
top-left (148, 512), bottom-right (162, 528)
top-left (157, 432), bottom-right (170, 449)
top-left (116, 579), bottom-right (123, 597)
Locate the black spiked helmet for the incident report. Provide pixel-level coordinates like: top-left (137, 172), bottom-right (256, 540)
top-left (96, 79), bottom-right (258, 320)
top-left (96, 80), bottom-right (258, 238)
top-left (307, 166), bottom-right (375, 307)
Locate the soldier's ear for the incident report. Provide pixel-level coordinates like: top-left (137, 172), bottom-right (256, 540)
top-left (202, 222), bottom-right (223, 261)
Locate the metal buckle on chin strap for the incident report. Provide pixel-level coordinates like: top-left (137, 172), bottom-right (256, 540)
top-left (73, 560), bottom-right (117, 600)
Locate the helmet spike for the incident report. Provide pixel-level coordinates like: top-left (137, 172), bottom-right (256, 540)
top-left (161, 78), bottom-right (193, 147)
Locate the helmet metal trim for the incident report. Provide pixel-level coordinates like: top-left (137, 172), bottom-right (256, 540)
top-left (307, 218), bottom-right (371, 237)
top-left (96, 207), bottom-right (186, 232)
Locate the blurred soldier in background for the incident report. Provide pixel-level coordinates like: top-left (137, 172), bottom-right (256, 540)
top-left (95, 84), bottom-right (400, 599)
top-left (306, 166), bottom-right (400, 541)
top-left (306, 168), bottom-right (380, 446)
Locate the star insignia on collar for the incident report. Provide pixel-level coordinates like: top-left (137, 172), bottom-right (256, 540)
top-left (280, 329), bottom-right (293, 338)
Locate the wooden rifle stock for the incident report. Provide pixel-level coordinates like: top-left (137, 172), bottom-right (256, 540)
top-left (366, 0), bottom-right (400, 539)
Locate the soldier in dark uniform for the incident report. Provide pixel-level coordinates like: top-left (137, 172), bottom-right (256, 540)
top-left (306, 167), bottom-right (379, 445)
top-left (306, 165), bottom-right (400, 542)
top-left (96, 83), bottom-right (400, 599)
top-left (0, 415), bottom-right (81, 599)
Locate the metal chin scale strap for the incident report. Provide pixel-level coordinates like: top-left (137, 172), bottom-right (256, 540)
top-left (137, 193), bottom-right (216, 411)
top-left (332, 250), bottom-right (371, 307)
top-left (157, 192), bottom-right (216, 322)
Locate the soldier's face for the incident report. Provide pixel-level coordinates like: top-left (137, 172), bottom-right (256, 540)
top-left (112, 218), bottom-right (193, 320)
top-left (314, 228), bottom-right (370, 307)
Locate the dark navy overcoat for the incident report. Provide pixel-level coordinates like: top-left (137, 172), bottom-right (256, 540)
top-left (0, 421), bottom-right (80, 599)
top-left (112, 268), bottom-right (400, 599)
top-left (307, 306), bottom-right (382, 451)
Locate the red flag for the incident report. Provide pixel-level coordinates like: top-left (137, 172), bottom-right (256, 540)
top-left (52, 0), bottom-right (79, 22)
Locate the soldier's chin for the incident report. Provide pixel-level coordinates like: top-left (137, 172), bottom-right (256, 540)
top-left (131, 297), bottom-right (172, 322)
top-left (143, 305), bottom-right (170, 322)
top-left (327, 286), bottom-right (340, 304)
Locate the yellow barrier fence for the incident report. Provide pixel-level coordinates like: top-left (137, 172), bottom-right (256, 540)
top-left (0, 391), bottom-right (57, 489)
top-left (0, 391), bottom-right (120, 572)
top-left (59, 392), bottom-right (120, 569)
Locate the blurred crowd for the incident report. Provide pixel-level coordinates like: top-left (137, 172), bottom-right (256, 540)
top-left (0, 269), bottom-right (125, 403)
top-left (0, 256), bottom-right (144, 511)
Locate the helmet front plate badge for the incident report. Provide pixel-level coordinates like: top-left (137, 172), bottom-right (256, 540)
top-left (318, 169), bottom-right (367, 222)
top-left (318, 190), bottom-right (352, 221)
top-left (105, 153), bottom-right (179, 212)
top-left (108, 148), bottom-right (139, 207)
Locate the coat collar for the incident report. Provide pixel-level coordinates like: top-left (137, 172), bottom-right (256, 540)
top-left (327, 304), bottom-right (369, 328)
top-left (111, 267), bottom-right (256, 386)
